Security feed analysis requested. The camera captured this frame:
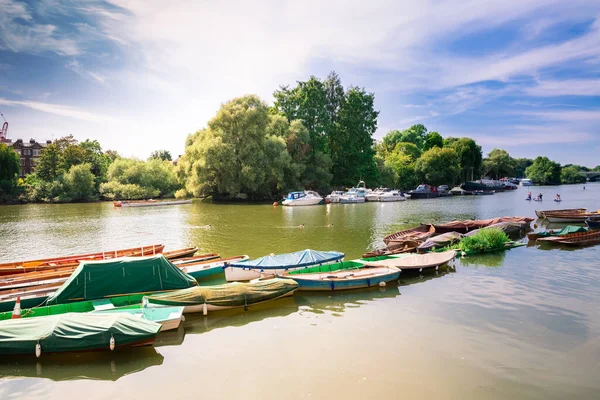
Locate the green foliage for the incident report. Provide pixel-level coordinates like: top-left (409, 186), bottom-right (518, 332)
top-left (514, 158), bottom-right (533, 178)
top-left (448, 138), bottom-right (482, 182)
top-left (382, 124), bottom-right (428, 152)
top-left (0, 143), bottom-right (20, 195)
top-left (384, 151), bottom-right (419, 190)
top-left (22, 173), bottom-right (67, 202)
top-left (525, 156), bottom-right (561, 185)
top-left (36, 143), bottom-right (62, 181)
top-left (100, 158), bottom-right (180, 200)
top-left (415, 147), bottom-right (460, 186)
top-left (459, 228), bottom-right (509, 254)
top-left (393, 142), bottom-right (421, 162)
top-left (177, 95), bottom-right (302, 199)
top-left (423, 131), bottom-right (443, 151)
top-left (483, 149), bottom-right (515, 179)
top-left (560, 166), bottom-right (586, 184)
top-left (149, 150), bottom-right (172, 161)
top-left (63, 163), bottom-right (96, 201)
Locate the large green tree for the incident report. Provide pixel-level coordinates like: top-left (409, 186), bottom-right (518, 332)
top-left (415, 147), bottom-right (460, 186)
top-left (177, 95), bottom-right (302, 199)
top-left (448, 138), bottom-right (483, 182)
top-left (149, 150), bottom-right (172, 161)
top-left (483, 149), bottom-right (515, 179)
top-left (64, 163), bottom-right (96, 201)
top-left (423, 131), bottom-right (443, 151)
top-left (101, 158), bottom-right (180, 199)
top-left (514, 158), bottom-right (533, 178)
top-left (525, 156), bottom-right (561, 185)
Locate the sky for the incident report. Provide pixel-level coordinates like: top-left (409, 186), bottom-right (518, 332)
top-left (0, 0), bottom-right (599, 166)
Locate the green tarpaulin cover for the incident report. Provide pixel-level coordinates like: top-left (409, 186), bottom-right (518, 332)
top-left (535, 225), bottom-right (588, 238)
top-left (0, 313), bottom-right (161, 355)
top-left (46, 255), bottom-right (197, 305)
top-left (145, 278), bottom-right (298, 308)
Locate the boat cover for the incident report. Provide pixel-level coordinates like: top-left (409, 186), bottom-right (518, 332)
top-left (363, 250), bottom-right (456, 270)
top-left (465, 222), bottom-right (529, 237)
top-left (144, 278), bottom-right (298, 307)
top-left (417, 232), bottom-right (463, 252)
top-left (46, 255), bottom-right (197, 305)
top-left (229, 249), bottom-right (344, 270)
top-left (534, 225), bottom-right (588, 238)
top-left (0, 313), bottom-right (160, 355)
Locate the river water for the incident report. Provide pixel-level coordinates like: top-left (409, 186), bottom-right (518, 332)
top-left (0, 184), bottom-right (599, 399)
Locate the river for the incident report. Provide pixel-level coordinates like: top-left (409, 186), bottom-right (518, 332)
top-left (0, 183), bottom-right (599, 399)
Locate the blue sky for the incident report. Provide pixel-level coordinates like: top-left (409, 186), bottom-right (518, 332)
top-left (1, 0), bottom-right (599, 166)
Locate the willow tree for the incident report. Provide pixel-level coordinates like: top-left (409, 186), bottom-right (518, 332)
top-left (415, 147), bottom-right (460, 186)
top-left (177, 95), bottom-right (302, 200)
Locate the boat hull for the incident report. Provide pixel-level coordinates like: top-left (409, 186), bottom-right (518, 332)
top-left (282, 198), bottom-right (323, 206)
top-left (288, 270), bottom-right (400, 291)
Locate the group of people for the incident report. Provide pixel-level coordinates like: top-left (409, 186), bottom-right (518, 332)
top-left (526, 192), bottom-right (558, 201)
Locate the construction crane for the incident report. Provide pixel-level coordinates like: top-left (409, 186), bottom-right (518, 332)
top-left (0, 109), bottom-right (7, 142)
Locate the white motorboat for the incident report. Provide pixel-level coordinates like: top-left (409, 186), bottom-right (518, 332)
top-left (340, 180), bottom-right (369, 204)
top-left (325, 191), bottom-right (346, 203)
top-left (378, 190), bottom-right (406, 202)
top-left (365, 188), bottom-right (389, 202)
top-left (282, 191), bottom-right (323, 206)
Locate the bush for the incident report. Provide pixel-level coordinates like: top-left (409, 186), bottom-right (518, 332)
top-left (459, 228), bottom-right (509, 254)
top-left (99, 181), bottom-right (160, 200)
top-left (64, 163), bottom-right (96, 201)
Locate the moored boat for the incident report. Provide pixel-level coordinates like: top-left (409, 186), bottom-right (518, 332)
top-left (0, 313), bottom-right (161, 356)
top-left (178, 255), bottom-right (250, 280)
top-left (281, 191), bottom-right (323, 206)
top-left (535, 208), bottom-right (587, 219)
top-left (325, 191), bottom-right (345, 203)
top-left (527, 225), bottom-right (588, 241)
top-left (223, 249), bottom-right (344, 282)
top-left (432, 217), bottom-right (533, 234)
top-left (362, 240), bottom-right (421, 258)
top-left (378, 190), bottom-right (406, 202)
top-left (0, 294), bottom-right (184, 332)
top-left (362, 250), bottom-right (457, 272)
top-left (365, 188), bottom-right (389, 202)
top-left (143, 279), bottom-right (299, 314)
top-left (408, 184), bottom-right (439, 199)
top-left (280, 259), bottom-right (400, 291)
top-left (383, 224), bottom-right (436, 246)
top-left (537, 230), bottom-right (600, 247)
top-left (544, 212), bottom-right (600, 223)
top-left (114, 199), bottom-right (192, 207)
top-left (0, 244), bottom-right (165, 276)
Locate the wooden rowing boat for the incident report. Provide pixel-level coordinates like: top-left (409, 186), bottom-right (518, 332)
top-left (162, 247), bottom-right (200, 259)
top-left (527, 225), bottom-right (588, 241)
top-left (0, 252), bottom-right (221, 292)
top-left (544, 212), bottom-right (600, 223)
top-left (535, 208), bottom-right (587, 219)
top-left (114, 199), bottom-right (192, 207)
top-left (0, 244), bottom-right (165, 276)
top-left (383, 225), bottom-right (435, 246)
top-left (362, 240), bottom-right (421, 258)
top-left (537, 230), bottom-right (600, 246)
top-left (432, 217), bottom-right (533, 234)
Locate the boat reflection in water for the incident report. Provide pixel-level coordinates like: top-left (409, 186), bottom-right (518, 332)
top-left (458, 252), bottom-right (507, 268)
top-left (0, 347), bottom-right (163, 382)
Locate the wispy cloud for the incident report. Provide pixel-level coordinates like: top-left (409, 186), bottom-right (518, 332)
top-left (525, 79), bottom-right (600, 96)
top-left (65, 59), bottom-right (105, 83)
top-left (0, 98), bottom-right (115, 122)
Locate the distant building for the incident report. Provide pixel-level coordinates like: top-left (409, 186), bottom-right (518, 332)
top-left (9, 138), bottom-right (51, 177)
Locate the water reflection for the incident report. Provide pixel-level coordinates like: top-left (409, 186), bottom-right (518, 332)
top-left (459, 252), bottom-right (507, 267)
top-left (0, 347), bottom-right (163, 381)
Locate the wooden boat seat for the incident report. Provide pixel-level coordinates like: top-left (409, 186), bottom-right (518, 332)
top-left (92, 299), bottom-right (116, 311)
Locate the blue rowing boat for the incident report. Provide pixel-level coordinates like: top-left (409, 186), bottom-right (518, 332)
top-left (586, 217), bottom-right (600, 230)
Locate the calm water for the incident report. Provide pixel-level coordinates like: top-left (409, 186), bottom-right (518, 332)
top-left (0, 184), bottom-right (599, 399)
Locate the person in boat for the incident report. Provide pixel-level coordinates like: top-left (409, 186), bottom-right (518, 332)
top-left (526, 192), bottom-right (532, 200)
top-left (555, 194), bottom-right (561, 201)
top-left (538, 193), bottom-right (543, 200)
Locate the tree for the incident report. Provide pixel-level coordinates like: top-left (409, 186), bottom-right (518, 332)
top-left (334, 86), bottom-right (379, 186)
top-left (514, 158), bottom-right (533, 178)
top-left (177, 95), bottom-right (300, 199)
top-left (0, 143), bottom-right (19, 194)
top-left (415, 147), bottom-right (460, 186)
top-left (448, 138), bottom-right (482, 182)
top-left (560, 166), bottom-right (586, 184)
top-left (149, 150), bottom-right (172, 161)
top-left (423, 131), bottom-right (443, 151)
top-left (393, 142), bottom-right (421, 162)
top-left (525, 156), bottom-right (561, 185)
top-left (64, 163), bottom-right (96, 201)
top-left (483, 149), bottom-right (515, 179)
top-left (384, 151), bottom-right (419, 190)
top-left (36, 143), bottom-right (62, 181)
top-left (105, 150), bottom-right (119, 162)
top-left (100, 157), bottom-right (181, 200)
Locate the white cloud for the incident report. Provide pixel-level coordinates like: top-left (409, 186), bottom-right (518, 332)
top-left (525, 79), bottom-right (600, 96)
top-left (65, 59), bottom-right (106, 83)
top-left (0, 98), bottom-right (116, 123)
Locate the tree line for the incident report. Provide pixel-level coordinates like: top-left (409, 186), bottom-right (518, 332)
top-left (0, 71), bottom-right (598, 203)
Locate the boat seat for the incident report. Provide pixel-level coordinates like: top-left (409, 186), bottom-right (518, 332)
top-left (92, 299), bottom-right (115, 311)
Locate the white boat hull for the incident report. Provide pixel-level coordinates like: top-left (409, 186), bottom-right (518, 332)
top-left (282, 198), bottom-right (322, 206)
top-left (224, 259), bottom-right (342, 282)
top-left (378, 196), bottom-right (406, 202)
top-left (339, 197), bottom-right (366, 204)
top-left (365, 194), bottom-right (382, 202)
top-left (545, 216), bottom-right (588, 223)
